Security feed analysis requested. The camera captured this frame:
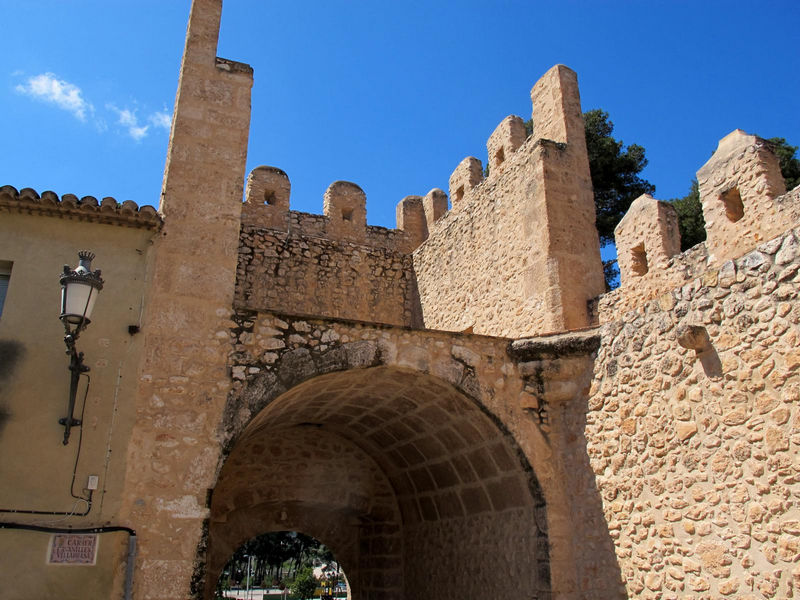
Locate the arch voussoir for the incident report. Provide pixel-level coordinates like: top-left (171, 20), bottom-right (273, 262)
top-left (208, 311), bottom-right (554, 600)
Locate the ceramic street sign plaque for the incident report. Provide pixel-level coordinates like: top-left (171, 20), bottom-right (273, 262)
top-left (48, 534), bottom-right (98, 565)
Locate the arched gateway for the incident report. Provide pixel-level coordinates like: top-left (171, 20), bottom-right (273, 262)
top-left (205, 361), bottom-right (550, 599)
top-left (109, 1), bottom-right (619, 597)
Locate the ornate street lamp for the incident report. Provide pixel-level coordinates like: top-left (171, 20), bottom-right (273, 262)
top-left (59, 251), bottom-right (103, 445)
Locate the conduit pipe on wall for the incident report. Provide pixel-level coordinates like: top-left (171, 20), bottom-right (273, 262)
top-left (0, 522), bottom-right (137, 598)
top-left (124, 532), bottom-right (137, 600)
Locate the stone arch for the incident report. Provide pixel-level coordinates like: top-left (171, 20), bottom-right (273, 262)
top-left (206, 426), bottom-right (392, 597)
top-left (205, 351), bottom-right (550, 599)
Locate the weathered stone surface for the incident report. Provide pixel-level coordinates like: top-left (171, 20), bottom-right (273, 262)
top-left (215, 315), bottom-right (558, 600)
top-left (676, 323), bottom-right (711, 350)
top-left (415, 65), bottom-right (605, 337)
top-left (615, 193), bottom-right (681, 286)
top-left (590, 221), bottom-right (800, 599)
top-left (6, 4), bottom-right (800, 599)
top-left (698, 129), bottom-right (790, 264)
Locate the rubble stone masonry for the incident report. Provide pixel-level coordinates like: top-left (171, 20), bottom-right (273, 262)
top-left (235, 223), bottom-right (419, 327)
top-left (591, 223), bottom-right (800, 598)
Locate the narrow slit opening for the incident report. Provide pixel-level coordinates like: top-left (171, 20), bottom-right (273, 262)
top-left (631, 243), bottom-right (648, 276)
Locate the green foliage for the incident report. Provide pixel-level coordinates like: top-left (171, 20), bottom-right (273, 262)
top-left (602, 259), bottom-right (619, 292)
top-left (291, 566), bottom-right (318, 600)
top-left (525, 111), bottom-right (655, 245)
top-left (670, 179), bottom-right (706, 251)
top-left (219, 530), bottom-right (335, 593)
top-left (524, 118), bottom-right (533, 137)
top-left (583, 109), bottom-right (655, 247)
top-left (766, 137), bottom-right (800, 191)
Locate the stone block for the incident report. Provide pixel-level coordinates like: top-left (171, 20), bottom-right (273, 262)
top-left (459, 485), bottom-right (492, 515)
top-left (242, 165), bottom-right (290, 229)
top-left (396, 195), bottom-right (427, 249)
top-left (697, 129), bottom-right (788, 264)
top-left (245, 165), bottom-right (290, 209)
top-left (323, 180), bottom-right (367, 241)
top-left (487, 115), bottom-right (527, 176)
top-left (615, 193), bottom-right (681, 287)
top-left (676, 323), bottom-right (711, 351)
top-left (530, 64), bottom-right (586, 153)
top-left (448, 156), bottom-right (483, 207)
top-left (422, 188), bottom-right (448, 228)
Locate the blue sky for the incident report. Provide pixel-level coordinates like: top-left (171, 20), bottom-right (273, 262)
top-left (2, 1), bottom-right (799, 236)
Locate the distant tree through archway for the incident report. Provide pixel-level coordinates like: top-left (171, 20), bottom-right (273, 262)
top-left (215, 531), bottom-right (348, 599)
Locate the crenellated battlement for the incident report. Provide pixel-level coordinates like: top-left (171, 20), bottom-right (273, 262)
top-left (9, 2), bottom-right (798, 598)
top-left (615, 193), bottom-right (681, 285)
top-left (698, 129), bottom-right (789, 262)
top-left (414, 64), bottom-right (605, 337)
top-left (448, 156), bottom-right (484, 208)
top-left (236, 167), bottom-right (427, 326)
top-left (235, 64), bottom-right (606, 335)
top-left (603, 129), bottom-right (800, 320)
top-left (240, 166), bottom-right (434, 255)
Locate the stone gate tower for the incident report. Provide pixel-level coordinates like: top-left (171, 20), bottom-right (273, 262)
top-left (3, 0), bottom-right (794, 599)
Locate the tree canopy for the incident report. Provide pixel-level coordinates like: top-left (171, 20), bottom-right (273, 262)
top-left (216, 530), bottom-right (336, 595)
top-left (520, 113), bottom-right (800, 288)
top-left (767, 137), bottom-right (800, 191)
top-left (583, 109), bottom-right (655, 247)
top-left (670, 179), bottom-right (705, 251)
top-left (291, 566), bottom-right (318, 600)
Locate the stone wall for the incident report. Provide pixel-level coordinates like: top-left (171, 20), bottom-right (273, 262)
top-left (235, 223), bottom-right (419, 327)
top-left (607, 130), bottom-right (800, 320)
top-left (116, 1), bottom-right (254, 597)
top-left (237, 166), bottom-right (434, 326)
top-left (404, 510), bottom-right (541, 599)
top-left (413, 65), bottom-right (605, 338)
top-left (588, 224), bottom-right (800, 598)
top-left (414, 138), bottom-right (553, 336)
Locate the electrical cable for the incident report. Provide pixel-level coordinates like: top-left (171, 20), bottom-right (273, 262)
top-left (0, 372), bottom-right (92, 518)
top-left (0, 522), bottom-right (134, 535)
top-left (69, 373), bottom-right (92, 502)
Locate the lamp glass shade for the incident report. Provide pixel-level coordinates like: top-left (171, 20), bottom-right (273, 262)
top-left (61, 280), bottom-right (99, 325)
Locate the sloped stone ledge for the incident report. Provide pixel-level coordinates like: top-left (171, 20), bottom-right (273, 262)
top-left (508, 328), bottom-right (601, 361)
top-left (0, 185), bottom-right (163, 230)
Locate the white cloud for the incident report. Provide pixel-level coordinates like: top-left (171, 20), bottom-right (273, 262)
top-left (116, 108), bottom-right (137, 127)
top-left (129, 125), bottom-right (149, 141)
top-left (148, 110), bottom-right (172, 130)
top-left (15, 72), bottom-right (93, 121)
top-left (14, 71), bottom-right (172, 142)
top-left (108, 104), bottom-right (150, 141)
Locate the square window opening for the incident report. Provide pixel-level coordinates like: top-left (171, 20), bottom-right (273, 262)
top-left (720, 187), bottom-right (744, 222)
